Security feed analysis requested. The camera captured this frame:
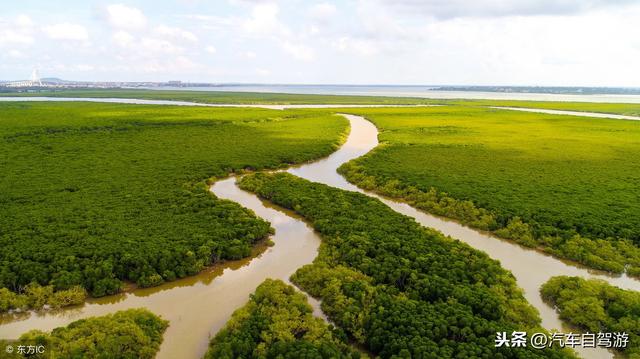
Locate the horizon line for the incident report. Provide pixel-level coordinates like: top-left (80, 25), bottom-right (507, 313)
top-left (1, 80), bottom-right (639, 90)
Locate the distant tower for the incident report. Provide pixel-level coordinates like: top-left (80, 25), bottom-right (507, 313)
top-left (30, 68), bottom-right (43, 86)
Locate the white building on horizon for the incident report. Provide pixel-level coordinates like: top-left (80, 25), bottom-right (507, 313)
top-left (2, 68), bottom-right (47, 88)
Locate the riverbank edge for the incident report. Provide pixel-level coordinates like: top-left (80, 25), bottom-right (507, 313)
top-left (337, 157), bottom-right (640, 279)
top-left (236, 171), bottom-right (578, 358)
top-left (3, 91), bottom-right (640, 117)
top-left (0, 114), bottom-right (351, 316)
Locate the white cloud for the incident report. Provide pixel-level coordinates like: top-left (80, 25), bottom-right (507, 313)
top-left (242, 3), bottom-right (289, 37)
top-left (43, 23), bottom-right (89, 41)
top-left (111, 31), bottom-right (183, 57)
top-left (309, 3), bottom-right (337, 21)
top-left (356, 1), bottom-right (414, 41)
top-left (105, 4), bottom-right (147, 29)
top-left (0, 29), bottom-right (34, 46)
top-left (235, 2), bottom-right (319, 62)
top-left (333, 37), bottom-right (379, 56)
top-left (155, 25), bottom-right (198, 42)
top-left (15, 15), bottom-right (34, 27)
top-left (181, 14), bottom-right (235, 31)
top-left (256, 68), bottom-right (271, 76)
top-left (174, 56), bottom-right (197, 69)
top-left (2, 0), bottom-right (639, 85)
top-left (109, 31), bottom-right (189, 76)
top-left (140, 38), bottom-right (183, 55)
top-left (0, 15), bottom-right (36, 47)
top-left (75, 64), bottom-right (95, 71)
top-left (376, 0), bottom-right (639, 19)
top-left (141, 55), bottom-right (199, 73)
top-left (281, 41), bottom-right (315, 61)
top-left (112, 30), bottom-right (135, 48)
top-left (6, 49), bottom-right (26, 58)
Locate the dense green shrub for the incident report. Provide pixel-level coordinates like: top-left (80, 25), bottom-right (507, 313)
top-left (339, 106), bottom-right (640, 275)
top-left (0, 102), bottom-right (347, 304)
top-left (17, 308), bottom-right (168, 358)
top-left (239, 172), bottom-right (575, 358)
top-left (541, 276), bottom-right (640, 357)
top-left (205, 279), bottom-right (360, 359)
top-left (0, 284), bottom-right (85, 312)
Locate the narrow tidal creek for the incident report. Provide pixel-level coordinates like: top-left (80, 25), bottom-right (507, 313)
top-left (1, 112), bottom-right (637, 359)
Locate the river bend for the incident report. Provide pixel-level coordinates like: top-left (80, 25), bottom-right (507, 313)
top-left (0, 106), bottom-right (638, 359)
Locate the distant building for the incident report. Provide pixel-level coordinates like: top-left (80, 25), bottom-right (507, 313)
top-left (2, 68), bottom-right (47, 88)
top-left (30, 69), bottom-right (43, 86)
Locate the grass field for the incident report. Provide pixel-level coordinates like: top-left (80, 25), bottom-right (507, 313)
top-left (451, 100), bottom-right (640, 116)
top-left (0, 102), bottom-right (347, 304)
top-left (0, 88), bottom-right (435, 105)
top-left (339, 106), bottom-right (640, 275)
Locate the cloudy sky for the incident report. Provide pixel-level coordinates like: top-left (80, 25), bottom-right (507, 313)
top-left (1, 0), bottom-right (639, 86)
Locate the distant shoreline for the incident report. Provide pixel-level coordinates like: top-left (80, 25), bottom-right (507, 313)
top-left (139, 85), bottom-right (640, 103)
top-left (2, 82), bottom-right (640, 95)
top-left (3, 86), bottom-right (640, 104)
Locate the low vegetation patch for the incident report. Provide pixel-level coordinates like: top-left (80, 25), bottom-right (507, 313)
top-left (0, 102), bottom-right (347, 307)
top-left (340, 107), bottom-right (640, 275)
top-left (1, 88), bottom-right (435, 105)
top-left (0, 284), bottom-right (85, 312)
top-left (452, 99), bottom-right (640, 117)
top-left (2, 308), bottom-right (168, 358)
top-left (541, 276), bottom-right (640, 357)
top-left (205, 279), bottom-right (360, 359)
top-left (239, 172), bottom-right (575, 358)
top-left (5, 89), bottom-right (640, 115)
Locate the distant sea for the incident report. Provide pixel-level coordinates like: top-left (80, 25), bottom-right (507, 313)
top-left (142, 84), bottom-right (640, 104)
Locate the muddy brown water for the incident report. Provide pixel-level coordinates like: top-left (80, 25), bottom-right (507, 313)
top-left (1, 109), bottom-right (638, 359)
top-left (290, 115), bottom-right (640, 359)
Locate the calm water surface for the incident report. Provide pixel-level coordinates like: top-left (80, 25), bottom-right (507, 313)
top-left (0, 97), bottom-right (434, 110)
top-left (491, 106), bottom-right (640, 121)
top-left (148, 85), bottom-right (640, 104)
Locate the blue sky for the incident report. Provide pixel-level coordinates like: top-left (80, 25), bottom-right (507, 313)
top-left (1, 0), bottom-right (639, 86)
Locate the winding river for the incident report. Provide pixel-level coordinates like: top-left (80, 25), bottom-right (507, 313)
top-left (1, 99), bottom-right (639, 359)
top-left (290, 115), bottom-right (640, 359)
